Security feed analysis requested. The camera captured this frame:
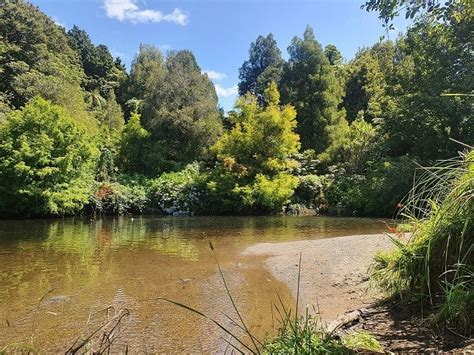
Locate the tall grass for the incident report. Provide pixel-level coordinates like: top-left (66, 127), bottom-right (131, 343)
top-left (370, 148), bottom-right (473, 335)
top-left (159, 245), bottom-right (383, 353)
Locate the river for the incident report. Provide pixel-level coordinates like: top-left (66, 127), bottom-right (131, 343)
top-left (0, 216), bottom-right (387, 352)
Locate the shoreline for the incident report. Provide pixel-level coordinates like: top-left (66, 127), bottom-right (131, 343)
top-left (243, 233), bottom-right (393, 321)
top-left (243, 233), bottom-right (473, 352)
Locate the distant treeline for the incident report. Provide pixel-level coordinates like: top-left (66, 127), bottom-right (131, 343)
top-left (0, 0), bottom-right (472, 217)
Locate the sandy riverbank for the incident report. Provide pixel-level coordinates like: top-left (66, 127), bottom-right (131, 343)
top-left (243, 233), bottom-right (473, 352)
top-left (243, 233), bottom-right (393, 321)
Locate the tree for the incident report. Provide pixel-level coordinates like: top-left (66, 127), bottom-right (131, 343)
top-left (381, 20), bottom-right (473, 160)
top-left (0, 0), bottom-right (97, 133)
top-left (140, 50), bottom-right (222, 174)
top-left (0, 97), bottom-right (97, 216)
top-left (118, 44), bottom-right (165, 119)
top-left (343, 42), bottom-right (396, 122)
top-left (280, 26), bottom-right (347, 153)
top-left (362, 0), bottom-right (469, 28)
top-left (67, 26), bottom-right (116, 82)
top-left (67, 25), bottom-right (125, 135)
top-left (324, 44), bottom-right (343, 66)
top-left (321, 113), bottom-right (378, 174)
top-left (116, 111), bottom-right (150, 174)
top-left (93, 91), bottom-right (124, 136)
top-left (209, 82), bottom-right (300, 212)
top-left (215, 82), bottom-right (300, 176)
top-left (238, 34), bottom-right (284, 104)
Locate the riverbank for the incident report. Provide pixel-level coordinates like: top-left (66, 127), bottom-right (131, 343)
top-left (243, 233), bottom-right (472, 352)
top-left (244, 233), bottom-right (393, 320)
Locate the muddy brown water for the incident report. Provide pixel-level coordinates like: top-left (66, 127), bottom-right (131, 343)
top-left (0, 216), bottom-right (387, 352)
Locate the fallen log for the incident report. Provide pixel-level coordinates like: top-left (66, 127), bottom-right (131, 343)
top-left (327, 309), bottom-right (363, 334)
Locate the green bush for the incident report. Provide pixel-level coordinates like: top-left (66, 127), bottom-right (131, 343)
top-left (250, 173), bottom-right (298, 212)
top-left (204, 83), bottom-right (301, 215)
top-left (203, 168), bottom-right (246, 214)
top-left (88, 174), bottom-right (149, 215)
top-left (0, 97), bottom-right (97, 217)
top-left (292, 149), bottom-right (320, 175)
top-left (326, 156), bottom-right (415, 216)
top-left (325, 172), bottom-right (367, 214)
top-left (205, 170), bottom-right (298, 214)
top-left (116, 112), bottom-right (150, 175)
top-left (263, 312), bottom-right (383, 354)
top-left (148, 163), bottom-right (206, 215)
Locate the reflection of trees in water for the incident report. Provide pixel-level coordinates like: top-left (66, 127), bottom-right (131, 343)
top-left (38, 217), bottom-right (200, 261)
top-left (2, 217), bottom-right (202, 307)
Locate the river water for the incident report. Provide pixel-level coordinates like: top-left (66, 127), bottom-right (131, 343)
top-left (0, 216), bottom-right (386, 352)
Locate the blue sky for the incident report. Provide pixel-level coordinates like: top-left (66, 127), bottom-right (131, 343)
top-left (31, 0), bottom-right (408, 111)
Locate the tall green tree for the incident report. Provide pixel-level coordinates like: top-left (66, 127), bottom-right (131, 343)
top-left (324, 44), bottom-right (343, 66)
top-left (382, 19), bottom-right (473, 160)
top-left (0, 0), bottom-right (96, 133)
top-left (321, 113), bottom-right (378, 174)
top-left (214, 82), bottom-right (300, 177)
top-left (281, 26), bottom-right (347, 153)
top-left (343, 41), bottom-right (397, 122)
top-left (117, 111), bottom-right (150, 174)
top-left (67, 26), bottom-right (126, 91)
top-left (67, 25), bottom-right (125, 135)
top-left (67, 26), bottom-right (114, 80)
top-left (140, 50), bottom-right (222, 175)
top-left (0, 97), bottom-right (97, 216)
top-left (118, 44), bottom-right (165, 119)
top-left (238, 34), bottom-right (284, 104)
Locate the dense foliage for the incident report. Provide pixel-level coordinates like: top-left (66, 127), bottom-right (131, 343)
top-left (208, 82), bottom-right (300, 213)
top-left (0, 97), bottom-right (96, 216)
top-left (371, 149), bottom-right (473, 334)
top-left (238, 34), bottom-right (284, 104)
top-left (0, 0), bottom-right (94, 132)
top-left (280, 26), bottom-right (347, 153)
top-left (0, 0), bottom-right (471, 218)
top-left (121, 46), bottom-right (222, 175)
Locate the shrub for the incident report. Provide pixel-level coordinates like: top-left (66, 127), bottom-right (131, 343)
top-left (206, 83), bottom-right (301, 215)
top-left (370, 149), bottom-right (473, 334)
top-left (320, 114), bottom-right (378, 174)
top-left (88, 174), bottom-right (149, 215)
top-left (250, 173), bottom-right (298, 212)
top-left (203, 168), bottom-right (247, 214)
top-left (205, 170), bottom-right (298, 214)
top-left (326, 156), bottom-right (415, 216)
top-left (292, 149), bottom-right (320, 175)
top-left (148, 163), bottom-right (206, 215)
top-left (116, 111), bottom-right (150, 175)
top-left (0, 97), bottom-right (97, 217)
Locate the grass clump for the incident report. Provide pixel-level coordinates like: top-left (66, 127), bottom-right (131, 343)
top-left (341, 331), bottom-right (384, 353)
top-left (370, 148), bottom-right (473, 335)
top-left (263, 310), bottom-right (382, 354)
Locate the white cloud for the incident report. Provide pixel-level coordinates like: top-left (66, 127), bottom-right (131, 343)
top-left (203, 70), bottom-right (226, 81)
top-left (103, 0), bottom-right (188, 25)
top-left (53, 16), bottom-right (66, 28)
top-left (214, 84), bottom-right (238, 98)
top-left (111, 49), bottom-right (125, 58)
